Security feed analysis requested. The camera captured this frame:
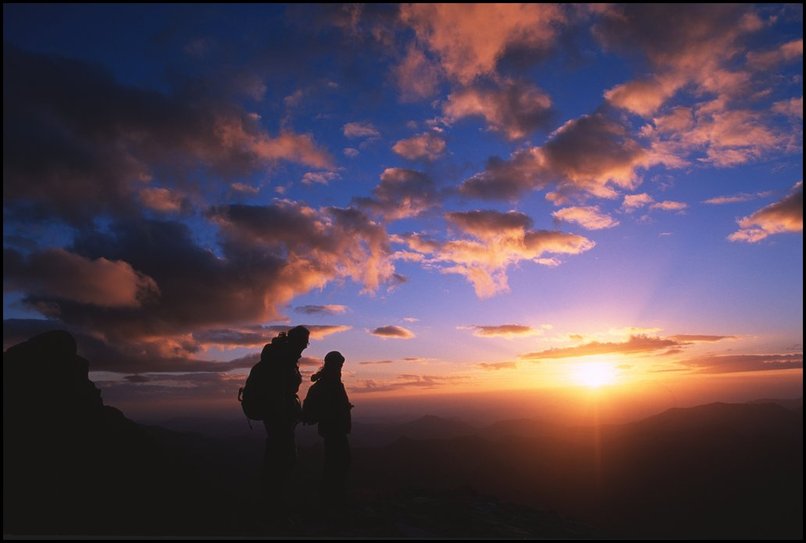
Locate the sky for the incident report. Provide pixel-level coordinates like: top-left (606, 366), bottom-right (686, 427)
top-left (3, 4), bottom-right (803, 423)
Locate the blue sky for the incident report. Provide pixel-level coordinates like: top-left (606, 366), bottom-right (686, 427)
top-left (3, 4), bottom-right (802, 420)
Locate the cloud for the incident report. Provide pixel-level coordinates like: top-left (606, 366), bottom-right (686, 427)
top-left (621, 194), bottom-right (687, 213)
top-left (552, 206), bottom-right (619, 230)
top-left (350, 373), bottom-right (465, 393)
top-left (399, 210), bottom-right (594, 298)
top-left (343, 121), bottom-right (380, 139)
top-left (354, 168), bottom-right (440, 220)
top-left (394, 44), bottom-right (442, 102)
top-left (466, 325), bottom-right (544, 338)
top-left (746, 38), bottom-right (803, 71)
top-left (139, 187), bottom-right (186, 213)
top-left (193, 324), bottom-right (351, 347)
top-left (3, 46), bottom-right (333, 226)
top-left (294, 304), bottom-right (348, 315)
top-left (370, 325), bottom-right (415, 339)
top-left (729, 182), bottom-right (803, 242)
top-left (359, 360), bottom-right (395, 365)
top-left (399, 4), bottom-right (566, 84)
top-left (301, 171), bottom-right (340, 185)
top-left (650, 200), bottom-right (688, 212)
top-left (392, 133), bottom-right (446, 161)
top-left (343, 147), bottom-right (360, 158)
top-left (596, 4), bottom-right (764, 116)
top-left (622, 193), bottom-right (655, 211)
top-left (4, 248), bottom-right (159, 308)
top-left (443, 80), bottom-right (553, 140)
top-left (772, 97), bottom-right (803, 119)
top-left (521, 335), bottom-right (682, 360)
top-left (702, 192), bottom-right (771, 205)
top-left (478, 362), bottom-right (517, 371)
top-left (7, 200), bottom-right (394, 359)
top-left (681, 353), bottom-right (803, 374)
top-left (459, 112), bottom-right (657, 202)
top-left (667, 335), bottom-right (736, 343)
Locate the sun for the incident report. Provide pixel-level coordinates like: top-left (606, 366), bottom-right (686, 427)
top-left (571, 360), bottom-right (618, 388)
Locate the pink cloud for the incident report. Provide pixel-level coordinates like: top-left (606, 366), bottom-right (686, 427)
top-left (371, 325), bottom-right (415, 339)
top-left (394, 45), bottom-right (442, 102)
top-left (392, 133), bottom-right (446, 161)
top-left (4, 248), bottom-right (159, 308)
top-left (443, 80), bottom-right (553, 140)
top-left (552, 206), bottom-right (619, 230)
top-left (354, 168), bottom-right (440, 220)
top-left (139, 187), bottom-right (185, 213)
top-left (400, 210), bottom-right (594, 298)
top-left (400, 4), bottom-right (565, 84)
top-left (460, 113), bottom-right (658, 202)
top-left (343, 121), bottom-right (380, 139)
top-left (729, 182), bottom-right (803, 243)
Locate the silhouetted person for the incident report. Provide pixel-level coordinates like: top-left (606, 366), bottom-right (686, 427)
top-left (303, 351), bottom-right (353, 509)
top-left (259, 325), bottom-right (310, 515)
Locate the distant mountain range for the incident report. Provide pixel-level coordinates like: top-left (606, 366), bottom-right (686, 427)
top-left (4, 331), bottom-right (803, 538)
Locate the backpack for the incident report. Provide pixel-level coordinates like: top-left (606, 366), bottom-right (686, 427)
top-left (302, 381), bottom-right (323, 425)
top-left (238, 361), bottom-right (268, 422)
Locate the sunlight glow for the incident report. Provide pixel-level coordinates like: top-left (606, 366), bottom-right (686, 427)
top-left (571, 361), bottom-right (618, 388)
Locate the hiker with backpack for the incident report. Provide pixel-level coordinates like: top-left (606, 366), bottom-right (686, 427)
top-left (302, 351), bottom-right (353, 508)
top-left (239, 325), bottom-right (310, 514)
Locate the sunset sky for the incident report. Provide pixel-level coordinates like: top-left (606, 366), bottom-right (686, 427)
top-left (3, 4), bottom-right (802, 422)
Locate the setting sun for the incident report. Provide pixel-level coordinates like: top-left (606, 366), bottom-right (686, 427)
top-left (571, 361), bottom-right (618, 388)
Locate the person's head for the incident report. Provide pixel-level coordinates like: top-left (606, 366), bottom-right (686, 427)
top-left (312, 351), bottom-right (345, 382)
top-left (287, 325), bottom-right (310, 354)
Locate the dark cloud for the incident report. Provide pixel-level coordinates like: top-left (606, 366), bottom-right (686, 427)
top-left (459, 112), bottom-right (651, 202)
top-left (521, 335), bottom-right (681, 360)
top-left (370, 325), bottom-right (415, 339)
top-left (359, 360), bottom-right (395, 365)
top-left (729, 182), bottom-right (803, 242)
top-left (350, 373), bottom-right (465, 393)
top-left (681, 353), bottom-right (803, 374)
top-left (354, 168), bottom-right (441, 220)
top-left (3, 46), bottom-right (331, 226)
top-left (668, 335), bottom-right (736, 343)
top-left (294, 304), bottom-right (348, 315)
top-left (444, 80), bottom-right (554, 140)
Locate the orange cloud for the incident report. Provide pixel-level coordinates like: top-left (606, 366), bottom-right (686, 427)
top-left (392, 133), bottom-right (446, 161)
top-left (460, 113), bottom-right (657, 202)
top-left (400, 4), bottom-right (565, 84)
top-left (4, 248), bottom-right (159, 309)
top-left (370, 326), bottom-right (415, 339)
top-left (521, 335), bottom-right (681, 360)
top-left (443, 80), bottom-right (553, 140)
top-left (552, 206), bottom-right (619, 230)
top-left (729, 182), bottom-right (803, 242)
top-left (400, 210), bottom-right (594, 297)
top-left (622, 193), bottom-right (654, 211)
top-left (467, 325), bottom-right (543, 338)
top-left (351, 374), bottom-right (466, 393)
top-left (773, 97), bottom-right (803, 119)
top-left (478, 362), bottom-right (517, 371)
top-left (139, 187), bottom-right (185, 213)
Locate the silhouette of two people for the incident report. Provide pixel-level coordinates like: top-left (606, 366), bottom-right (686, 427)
top-left (257, 326), bottom-right (353, 519)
